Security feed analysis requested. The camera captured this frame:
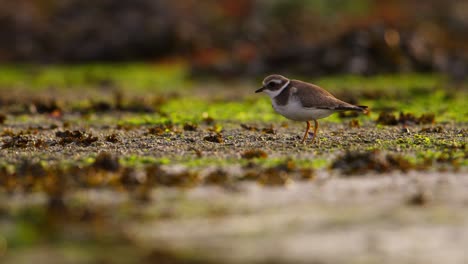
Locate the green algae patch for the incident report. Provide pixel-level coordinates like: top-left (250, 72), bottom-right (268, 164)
top-left (0, 63), bottom-right (189, 92)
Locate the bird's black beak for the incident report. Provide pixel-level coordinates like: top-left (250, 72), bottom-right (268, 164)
top-left (255, 86), bottom-right (265, 93)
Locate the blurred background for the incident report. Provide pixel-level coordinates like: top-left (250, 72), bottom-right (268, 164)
top-left (0, 0), bottom-right (467, 79)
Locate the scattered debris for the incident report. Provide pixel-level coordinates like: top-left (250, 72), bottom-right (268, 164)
top-left (206, 124), bottom-right (223, 133)
top-left (349, 119), bottom-right (360, 128)
top-left (147, 165), bottom-right (200, 188)
top-left (116, 123), bottom-right (137, 131)
top-left (183, 122), bottom-right (198, 131)
top-left (1, 129), bottom-right (16, 137)
top-left (93, 152), bottom-right (120, 172)
top-left (2, 135), bottom-right (32, 148)
top-left (147, 126), bottom-right (165, 135)
top-left (261, 125), bottom-right (276, 134)
top-left (376, 112), bottom-right (399, 125)
top-left (55, 130), bottom-right (98, 146)
top-left (420, 126), bottom-right (444, 133)
top-left (241, 160), bottom-right (314, 186)
top-left (240, 124), bottom-right (258, 131)
top-left (299, 168), bottom-right (315, 180)
top-left (147, 123), bottom-right (174, 136)
top-left (202, 113), bottom-right (215, 125)
top-left (105, 133), bottom-right (120, 143)
top-left (241, 124), bottom-right (276, 134)
top-left (204, 169), bottom-right (229, 185)
top-left (377, 112), bottom-right (435, 126)
top-left (34, 138), bottom-right (47, 148)
top-left (241, 149), bottom-right (268, 159)
top-left (400, 112), bottom-right (435, 125)
top-left (30, 99), bottom-right (62, 114)
top-left (204, 133), bottom-right (223, 143)
top-left (258, 168), bottom-right (291, 186)
top-left (331, 150), bottom-right (413, 175)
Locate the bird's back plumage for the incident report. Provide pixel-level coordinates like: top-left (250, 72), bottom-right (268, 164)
top-left (290, 80), bottom-right (364, 111)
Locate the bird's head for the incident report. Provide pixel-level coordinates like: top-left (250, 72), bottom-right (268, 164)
top-left (255, 74), bottom-right (290, 98)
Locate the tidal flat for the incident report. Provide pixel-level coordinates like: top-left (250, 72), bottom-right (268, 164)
top-left (0, 64), bottom-right (467, 263)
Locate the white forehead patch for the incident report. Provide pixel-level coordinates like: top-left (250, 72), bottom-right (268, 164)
top-left (263, 78), bottom-right (282, 85)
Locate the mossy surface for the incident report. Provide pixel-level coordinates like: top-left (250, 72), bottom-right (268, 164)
top-left (0, 64), bottom-right (467, 263)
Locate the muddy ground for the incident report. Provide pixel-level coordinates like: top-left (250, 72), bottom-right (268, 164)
top-left (0, 71), bottom-right (467, 263)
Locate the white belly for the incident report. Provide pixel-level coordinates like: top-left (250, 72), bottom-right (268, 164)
top-left (272, 98), bottom-right (333, 121)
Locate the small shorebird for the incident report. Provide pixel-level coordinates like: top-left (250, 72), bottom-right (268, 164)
top-left (256, 74), bottom-right (368, 144)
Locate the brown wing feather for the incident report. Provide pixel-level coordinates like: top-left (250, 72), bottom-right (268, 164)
top-left (291, 80), bottom-right (364, 111)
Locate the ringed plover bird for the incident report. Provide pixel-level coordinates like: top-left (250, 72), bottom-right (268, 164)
top-left (256, 74), bottom-right (368, 144)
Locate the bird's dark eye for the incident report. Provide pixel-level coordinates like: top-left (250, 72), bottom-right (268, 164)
top-left (267, 82), bottom-right (276, 88)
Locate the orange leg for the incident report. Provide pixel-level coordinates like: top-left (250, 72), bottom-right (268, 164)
top-left (301, 121), bottom-right (311, 143)
top-left (310, 119), bottom-right (319, 144)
